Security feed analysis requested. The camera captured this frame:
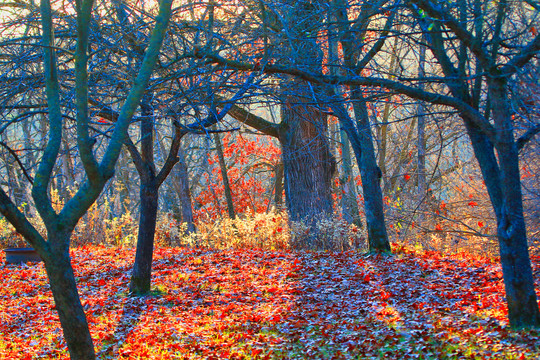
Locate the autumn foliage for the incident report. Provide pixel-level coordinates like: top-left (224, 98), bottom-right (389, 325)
top-left (193, 133), bottom-right (281, 220)
top-left (1, 245), bottom-right (540, 359)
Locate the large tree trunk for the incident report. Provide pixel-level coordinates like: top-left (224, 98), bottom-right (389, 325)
top-left (43, 235), bottom-right (95, 359)
top-left (488, 80), bottom-right (540, 328)
top-left (276, 1), bottom-right (335, 248)
top-left (129, 180), bottom-right (159, 294)
top-left (278, 81), bottom-right (335, 227)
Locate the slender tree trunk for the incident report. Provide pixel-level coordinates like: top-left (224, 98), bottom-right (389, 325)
top-left (326, 5), bottom-right (360, 228)
top-left (417, 42), bottom-right (427, 216)
top-left (43, 235), bottom-right (95, 359)
top-left (214, 132), bottom-right (236, 219)
top-left (326, 88), bottom-right (390, 252)
top-left (129, 99), bottom-right (159, 295)
top-left (328, 0), bottom-right (389, 252)
top-left (274, 162), bottom-right (284, 209)
top-left (339, 130), bottom-right (362, 228)
top-left (176, 148), bottom-right (195, 233)
top-left (350, 90), bottom-right (390, 252)
top-left (129, 180), bottom-right (159, 294)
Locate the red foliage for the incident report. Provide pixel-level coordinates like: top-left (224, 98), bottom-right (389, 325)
top-left (194, 134), bottom-right (281, 220)
top-left (1, 246), bottom-right (539, 358)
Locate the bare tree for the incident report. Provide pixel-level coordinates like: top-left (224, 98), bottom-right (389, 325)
top-left (0, 0), bottom-right (173, 357)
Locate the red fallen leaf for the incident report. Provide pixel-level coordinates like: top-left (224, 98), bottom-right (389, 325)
top-left (468, 201), bottom-right (478, 207)
top-left (404, 173), bottom-right (411, 181)
top-left (478, 221), bottom-right (484, 227)
top-left (251, 348), bottom-right (262, 357)
top-left (413, 302), bottom-right (426, 309)
top-left (381, 291), bottom-right (391, 301)
top-left (435, 223), bottom-right (443, 231)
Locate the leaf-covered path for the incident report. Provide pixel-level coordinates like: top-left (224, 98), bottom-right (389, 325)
top-left (1, 246), bottom-right (539, 359)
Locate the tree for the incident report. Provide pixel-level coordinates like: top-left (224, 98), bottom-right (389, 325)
top-left (262, 0), bottom-right (337, 235)
top-left (199, 0), bottom-right (540, 327)
top-left (0, 0), bottom-right (173, 357)
top-left (207, 0), bottom-right (391, 250)
top-left (324, 0), bottom-right (393, 251)
top-left (406, 0), bottom-right (540, 328)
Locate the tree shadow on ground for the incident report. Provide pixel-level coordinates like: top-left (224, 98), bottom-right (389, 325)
top-left (96, 294), bottom-right (145, 358)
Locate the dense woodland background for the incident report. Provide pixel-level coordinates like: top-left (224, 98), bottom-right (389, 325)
top-left (0, 0), bottom-right (539, 358)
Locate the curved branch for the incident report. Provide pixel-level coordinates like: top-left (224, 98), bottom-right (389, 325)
top-left (0, 189), bottom-right (48, 253)
top-left (213, 94), bottom-right (279, 138)
top-left (517, 123), bottom-right (540, 152)
top-left (156, 120), bottom-right (184, 186)
top-left (0, 141), bottom-right (34, 184)
top-left (201, 51), bottom-right (496, 141)
top-left (32, 0), bottom-right (63, 226)
top-left (501, 34), bottom-right (540, 77)
top-left (410, 0), bottom-right (493, 69)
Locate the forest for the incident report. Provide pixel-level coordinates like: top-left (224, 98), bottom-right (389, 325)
top-left (0, 0), bottom-right (539, 358)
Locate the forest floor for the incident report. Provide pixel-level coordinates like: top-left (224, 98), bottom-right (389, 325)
top-left (1, 245), bottom-right (540, 359)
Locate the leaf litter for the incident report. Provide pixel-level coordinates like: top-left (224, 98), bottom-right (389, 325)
top-left (1, 245), bottom-right (539, 359)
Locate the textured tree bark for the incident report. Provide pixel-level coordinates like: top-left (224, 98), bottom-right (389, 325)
top-left (275, 1), bottom-right (336, 247)
top-left (43, 236), bottom-right (95, 359)
top-left (129, 180), bottom-right (159, 294)
top-left (488, 80), bottom-right (540, 328)
top-left (278, 81), bottom-right (335, 229)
